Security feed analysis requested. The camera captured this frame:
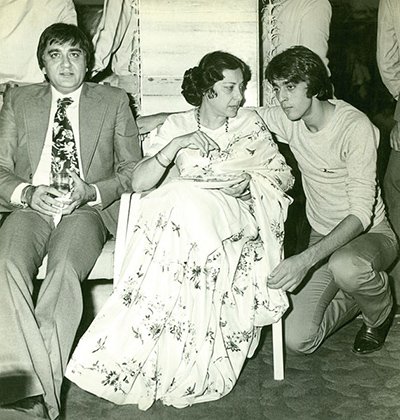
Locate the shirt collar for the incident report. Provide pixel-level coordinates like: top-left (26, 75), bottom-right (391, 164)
top-left (51, 85), bottom-right (83, 103)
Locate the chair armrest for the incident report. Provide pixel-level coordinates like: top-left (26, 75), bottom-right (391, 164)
top-left (113, 192), bottom-right (142, 285)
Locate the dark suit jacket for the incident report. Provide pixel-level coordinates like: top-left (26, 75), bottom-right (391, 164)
top-left (0, 82), bottom-right (142, 234)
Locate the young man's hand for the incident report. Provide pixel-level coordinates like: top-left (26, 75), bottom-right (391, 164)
top-left (267, 254), bottom-right (311, 292)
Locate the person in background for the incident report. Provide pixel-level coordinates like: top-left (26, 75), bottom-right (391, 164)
top-left (0, 0), bottom-right (77, 109)
top-left (260, 0), bottom-right (331, 106)
top-left (259, 46), bottom-right (398, 355)
top-left (377, 0), bottom-right (400, 298)
top-left (137, 0), bottom-right (332, 132)
top-left (0, 23), bottom-right (141, 419)
top-left (66, 51), bottom-right (293, 410)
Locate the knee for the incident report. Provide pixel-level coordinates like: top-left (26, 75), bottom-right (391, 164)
top-left (285, 336), bottom-right (315, 355)
top-left (328, 250), bottom-right (370, 293)
top-left (284, 322), bottom-right (320, 355)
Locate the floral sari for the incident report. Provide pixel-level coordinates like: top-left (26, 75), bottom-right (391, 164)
top-left (66, 108), bottom-right (294, 410)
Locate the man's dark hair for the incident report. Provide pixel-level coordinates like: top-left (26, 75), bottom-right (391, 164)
top-left (37, 23), bottom-right (94, 74)
top-left (265, 45), bottom-right (333, 100)
top-left (181, 50), bottom-right (252, 106)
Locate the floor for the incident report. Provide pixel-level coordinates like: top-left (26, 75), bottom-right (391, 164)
top-left (56, 314), bottom-right (400, 420)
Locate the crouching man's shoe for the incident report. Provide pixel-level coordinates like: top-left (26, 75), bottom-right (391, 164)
top-left (352, 307), bottom-right (395, 354)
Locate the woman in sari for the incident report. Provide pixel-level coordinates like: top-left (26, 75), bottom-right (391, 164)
top-left (66, 51), bottom-right (294, 410)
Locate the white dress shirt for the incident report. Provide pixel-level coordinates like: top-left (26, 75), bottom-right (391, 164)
top-left (11, 86), bottom-right (101, 206)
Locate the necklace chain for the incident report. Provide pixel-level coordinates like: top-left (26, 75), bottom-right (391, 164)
top-left (196, 108), bottom-right (229, 133)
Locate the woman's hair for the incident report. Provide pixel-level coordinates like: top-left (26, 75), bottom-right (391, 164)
top-left (181, 51), bottom-right (251, 106)
top-left (265, 45), bottom-right (333, 100)
top-left (37, 23), bottom-right (94, 73)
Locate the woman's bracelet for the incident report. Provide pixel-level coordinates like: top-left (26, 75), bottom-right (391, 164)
top-left (155, 153), bottom-right (169, 168)
top-left (155, 150), bottom-right (172, 168)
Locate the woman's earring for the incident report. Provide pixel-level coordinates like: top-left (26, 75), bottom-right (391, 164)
top-left (207, 90), bottom-right (217, 99)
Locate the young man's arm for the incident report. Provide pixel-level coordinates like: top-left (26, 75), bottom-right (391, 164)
top-left (268, 215), bottom-right (363, 292)
top-left (137, 113), bottom-right (173, 134)
top-left (269, 112), bottom-right (380, 292)
top-left (254, 106), bottom-right (291, 143)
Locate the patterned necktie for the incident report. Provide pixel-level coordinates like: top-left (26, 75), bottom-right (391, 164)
top-left (51, 97), bottom-right (80, 176)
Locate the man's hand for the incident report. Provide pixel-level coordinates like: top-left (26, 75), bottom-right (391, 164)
top-left (27, 185), bottom-right (65, 216)
top-left (390, 121), bottom-right (400, 151)
top-left (61, 170), bottom-right (97, 215)
top-left (268, 254), bottom-right (311, 292)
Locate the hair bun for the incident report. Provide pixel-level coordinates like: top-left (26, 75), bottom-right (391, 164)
top-left (181, 66), bottom-right (203, 106)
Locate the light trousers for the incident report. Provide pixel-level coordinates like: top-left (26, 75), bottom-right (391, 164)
top-left (284, 218), bottom-right (398, 354)
top-left (0, 207), bottom-right (107, 419)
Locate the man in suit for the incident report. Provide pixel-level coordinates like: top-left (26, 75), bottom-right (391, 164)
top-left (0, 23), bottom-right (141, 419)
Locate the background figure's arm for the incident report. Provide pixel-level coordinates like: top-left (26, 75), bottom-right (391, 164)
top-left (299, 0), bottom-right (332, 74)
top-left (377, 0), bottom-right (400, 150)
top-left (377, 0), bottom-right (400, 100)
top-left (59, 0), bottom-right (78, 24)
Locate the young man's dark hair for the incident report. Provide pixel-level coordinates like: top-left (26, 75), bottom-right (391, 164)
top-left (265, 45), bottom-right (333, 100)
top-left (37, 22), bottom-right (94, 74)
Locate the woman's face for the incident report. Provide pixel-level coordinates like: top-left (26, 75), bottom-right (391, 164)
top-left (206, 68), bottom-right (245, 118)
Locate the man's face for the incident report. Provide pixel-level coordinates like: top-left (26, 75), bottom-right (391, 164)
top-left (41, 41), bottom-right (87, 94)
top-left (206, 68), bottom-right (245, 118)
top-left (272, 79), bottom-right (314, 122)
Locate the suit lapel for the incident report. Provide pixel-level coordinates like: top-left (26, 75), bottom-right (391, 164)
top-left (79, 84), bottom-right (108, 178)
top-left (25, 84), bottom-right (51, 171)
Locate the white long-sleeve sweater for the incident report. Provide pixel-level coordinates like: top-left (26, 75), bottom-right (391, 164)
top-left (257, 100), bottom-right (386, 235)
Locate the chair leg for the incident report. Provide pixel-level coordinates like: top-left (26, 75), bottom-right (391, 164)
top-left (272, 318), bottom-right (284, 380)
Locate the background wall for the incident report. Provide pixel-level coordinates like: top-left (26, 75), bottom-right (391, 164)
top-left (139, 0), bottom-right (259, 114)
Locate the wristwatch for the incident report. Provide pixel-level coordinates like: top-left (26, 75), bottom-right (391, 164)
top-left (21, 185), bottom-right (36, 207)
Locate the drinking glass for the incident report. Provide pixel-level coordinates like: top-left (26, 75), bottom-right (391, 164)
top-left (50, 170), bottom-right (71, 194)
top-left (50, 170), bottom-right (73, 207)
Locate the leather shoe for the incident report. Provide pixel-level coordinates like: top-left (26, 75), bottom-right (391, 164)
top-left (352, 307), bottom-right (395, 354)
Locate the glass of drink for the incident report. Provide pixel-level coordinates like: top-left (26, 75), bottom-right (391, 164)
top-left (50, 170), bottom-right (73, 207)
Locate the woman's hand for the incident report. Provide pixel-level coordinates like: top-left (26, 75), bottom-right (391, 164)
top-left (174, 131), bottom-right (220, 157)
top-left (220, 174), bottom-right (251, 199)
top-left (132, 129), bottom-right (219, 192)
